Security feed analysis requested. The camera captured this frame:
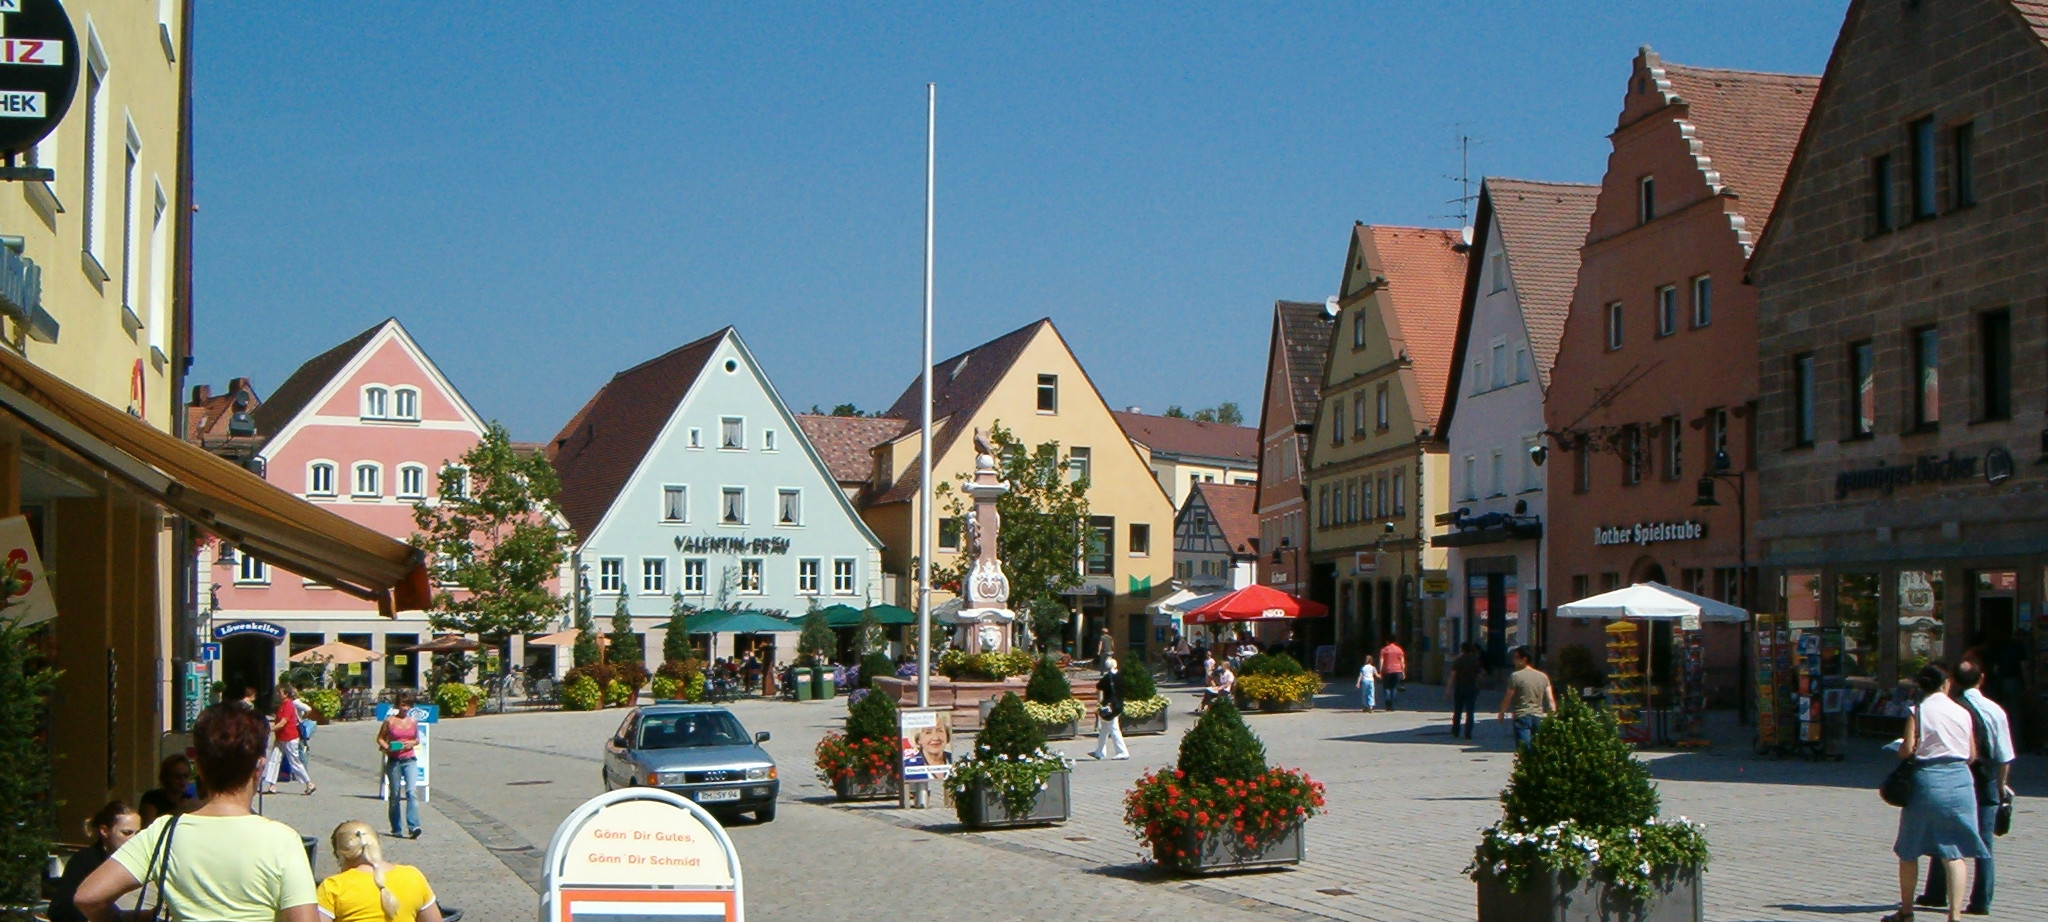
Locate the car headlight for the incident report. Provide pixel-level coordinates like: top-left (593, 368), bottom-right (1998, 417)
top-left (746, 766), bottom-right (776, 781)
top-left (653, 771), bottom-right (688, 786)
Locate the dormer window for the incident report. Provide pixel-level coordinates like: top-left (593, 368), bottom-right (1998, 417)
top-left (393, 387), bottom-right (420, 421)
top-left (361, 386), bottom-right (389, 419)
top-left (720, 417), bottom-right (744, 449)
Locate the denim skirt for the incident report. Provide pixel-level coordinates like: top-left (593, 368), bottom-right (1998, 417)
top-left (1894, 759), bottom-right (1988, 860)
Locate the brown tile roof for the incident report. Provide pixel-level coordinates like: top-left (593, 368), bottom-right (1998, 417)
top-left (1271, 300), bottom-right (1333, 455)
top-left (1193, 481), bottom-right (1259, 554)
top-left (549, 329), bottom-right (727, 540)
top-left (1660, 62), bottom-right (1820, 239)
top-left (796, 414), bottom-right (910, 484)
top-left (1111, 411), bottom-right (1256, 465)
top-left (1364, 226), bottom-right (1469, 430)
top-left (2011, 0), bottom-right (2048, 47)
top-left (1485, 179), bottom-right (1598, 389)
top-left (871, 319), bottom-right (1052, 505)
top-left (250, 320), bottom-right (387, 436)
top-left (186, 379), bottom-right (264, 445)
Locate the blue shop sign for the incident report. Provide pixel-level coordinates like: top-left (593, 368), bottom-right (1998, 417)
top-left (212, 620), bottom-right (286, 642)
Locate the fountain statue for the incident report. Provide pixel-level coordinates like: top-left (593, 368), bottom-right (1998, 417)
top-left (940, 429), bottom-right (1017, 653)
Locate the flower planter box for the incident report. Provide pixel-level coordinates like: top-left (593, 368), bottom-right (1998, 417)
top-left (1122, 708), bottom-right (1168, 736)
top-left (1237, 695), bottom-right (1313, 713)
top-left (1475, 865), bottom-right (1702, 922)
top-left (977, 698), bottom-right (1079, 739)
top-left (1155, 818), bottom-right (1305, 873)
top-left (956, 770), bottom-right (1070, 828)
top-left (832, 775), bottom-right (900, 801)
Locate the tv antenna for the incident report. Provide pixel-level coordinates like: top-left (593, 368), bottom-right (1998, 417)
top-left (1437, 131), bottom-right (1480, 228)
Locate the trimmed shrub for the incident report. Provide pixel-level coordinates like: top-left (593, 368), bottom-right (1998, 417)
top-left (433, 682), bottom-right (480, 716)
top-left (603, 679), bottom-right (635, 708)
top-left (1119, 663), bottom-right (1158, 701)
top-left (1240, 652), bottom-right (1306, 676)
top-left (860, 652), bottom-right (896, 690)
top-left (560, 675), bottom-right (601, 711)
top-left (844, 681), bottom-right (899, 743)
top-left (1025, 656), bottom-right (1071, 705)
top-left (975, 692), bottom-right (1046, 760)
top-left (1175, 698), bottom-right (1267, 783)
top-left (1499, 692), bottom-right (1657, 830)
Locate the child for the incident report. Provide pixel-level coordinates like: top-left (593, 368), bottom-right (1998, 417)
top-left (319, 820), bottom-right (443, 922)
top-left (1356, 654), bottom-right (1379, 712)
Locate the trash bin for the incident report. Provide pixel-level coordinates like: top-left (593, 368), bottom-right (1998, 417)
top-left (792, 669), bottom-right (812, 701)
top-left (816, 667), bottom-right (836, 699)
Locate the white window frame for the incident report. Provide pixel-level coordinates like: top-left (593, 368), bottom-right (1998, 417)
top-left (1691, 275), bottom-right (1712, 328)
top-left (720, 416), bottom-right (745, 450)
top-left (777, 488), bottom-right (802, 526)
top-left (1638, 175), bottom-right (1655, 225)
top-left (1068, 446), bottom-right (1091, 484)
top-left (1489, 249), bottom-right (1508, 293)
top-left (641, 557), bottom-right (667, 595)
top-left (81, 31), bottom-right (109, 278)
top-left (687, 427), bottom-right (703, 449)
top-left (1490, 450), bottom-right (1505, 497)
top-left (442, 465), bottom-right (470, 499)
top-left (1392, 470), bottom-right (1406, 516)
top-left (1522, 437), bottom-right (1543, 492)
top-left (798, 558), bottom-right (821, 595)
top-left (739, 558), bottom-right (764, 594)
top-left (1490, 340), bottom-right (1508, 389)
top-left (361, 385), bottom-right (390, 420)
top-left (721, 487), bottom-right (746, 525)
top-left (351, 462), bottom-right (382, 498)
top-left (1036, 374), bottom-right (1059, 413)
top-left (598, 558), bottom-right (625, 594)
top-left (1128, 523), bottom-right (1151, 557)
top-left (1656, 285), bottom-right (1678, 337)
top-left (662, 485), bottom-right (689, 523)
top-left (307, 461), bottom-right (337, 498)
top-left (397, 463), bottom-right (427, 500)
top-left (1470, 359), bottom-right (1484, 396)
top-left (763, 429), bottom-right (777, 452)
top-left (1375, 384), bottom-right (1389, 430)
top-left (1514, 346), bottom-right (1529, 383)
top-left (682, 558), bottom-right (707, 594)
top-left (1606, 302), bottom-right (1624, 350)
top-left (1462, 455), bottom-right (1477, 501)
top-left (393, 386), bottom-right (420, 421)
top-left (147, 180), bottom-right (168, 358)
top-left (833, 558), bottom-right (857, 594)
top-left (120, 122), bottom-right (141, 323)
top-left (236, 553), bottom-right (269, 586)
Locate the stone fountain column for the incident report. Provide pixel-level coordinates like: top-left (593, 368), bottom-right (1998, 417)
top-left (942, 429), bottom-right (1018, 653)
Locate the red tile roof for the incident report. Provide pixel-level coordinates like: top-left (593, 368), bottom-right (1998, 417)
top-left (1364, 225), bottom-right (1469, 430)
top-left (1111, 411), bottom-right (1257, 465)
top-left (186, 380), bottom-right (264, 444)
top-left (1660, 62), bottom-right (1820, 240)
top-left (1193, 481), bottom-right (1260, 554)
top-left (549, 329), bottom-right (727, 540)
top-left (1484, 179), bottom-right (1599, 389)
top-left (250, 320), bottom-right (386, 437)
top-left (872, 319), bottom-right (1053, 505)
top-left (796, 414), bottom-right (909, 484)
top-left (2011, 0), bottom-right (2048, 47)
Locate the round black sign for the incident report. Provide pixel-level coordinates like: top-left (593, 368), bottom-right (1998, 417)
top-left (0, 0), bottom-right (79, 161)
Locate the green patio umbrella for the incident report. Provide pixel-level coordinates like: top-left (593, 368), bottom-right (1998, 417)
top-left (816, 604), bottom-right (866, 629)
top-left (708, 612), bottom-right (802, 634)
top-left (862, 604), bottom-right (918, 625)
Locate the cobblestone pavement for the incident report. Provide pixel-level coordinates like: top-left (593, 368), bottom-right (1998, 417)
top-left (276, 683), bottom-right (2047, 921)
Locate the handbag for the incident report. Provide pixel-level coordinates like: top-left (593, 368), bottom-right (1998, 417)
top-left (1995, 793), bottom-right (2012, 836)
top-left (1880, 759), bottom-right (1917, 808)
top-left (1098, 705), bottom-right (1115, 720)
top-left (136, 814), bottom-right (181, 921)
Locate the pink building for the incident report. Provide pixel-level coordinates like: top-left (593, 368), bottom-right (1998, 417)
top-left (201, 319), bottom-right (519, 696)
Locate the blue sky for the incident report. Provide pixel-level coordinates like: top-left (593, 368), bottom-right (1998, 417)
top-left (191, 2), bottom-right (1850, 442)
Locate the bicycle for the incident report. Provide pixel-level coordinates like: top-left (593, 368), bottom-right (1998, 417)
top-left (481, 671), bottom-right (519, 715)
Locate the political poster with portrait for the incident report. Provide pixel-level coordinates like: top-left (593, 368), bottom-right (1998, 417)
top-left (899, 707), bottom-right (953, 782)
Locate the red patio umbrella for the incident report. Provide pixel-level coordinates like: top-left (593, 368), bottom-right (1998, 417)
top-left (1183, 584), bottom-right (1329, 625)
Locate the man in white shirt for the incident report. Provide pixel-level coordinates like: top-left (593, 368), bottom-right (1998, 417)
top-left (1919, 660), bottom-right (2012, 914)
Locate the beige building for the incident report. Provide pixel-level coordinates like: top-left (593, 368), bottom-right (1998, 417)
top-left (1111, 410), bottom-right (1257, 510)
top-left (1306, 225), bottom-right (1466, 679)
top-left (822, 319), bottom-right (1176, 662)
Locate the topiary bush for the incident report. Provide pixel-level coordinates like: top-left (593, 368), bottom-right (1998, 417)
top-left (976, 692), bottom-right (1047, 760)
top-left (1175, 698), bottom-right (1267, 783)
top-left (1025, 655), bottom-right (1072, 705)
top-left (860, 652), bottom-right (896, 690)
top-left (844, 681), bottom-right (899, 743)
top-left (1240, 652), bottom-right (1306, 676)
top-left (1120, 663), bottom-right (1158, 701)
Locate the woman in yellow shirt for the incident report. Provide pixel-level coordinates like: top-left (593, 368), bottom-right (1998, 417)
top-left (318, 821), bottom-right (444, 922)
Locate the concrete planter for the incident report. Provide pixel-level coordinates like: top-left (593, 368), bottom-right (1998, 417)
top-left (976, 697), bottom-right (1080, 739)
top-left (956, 770), bottom-right (1070, 828)
top-left (1236, 694), bottom-right (1313, 713)
top-left (1475, 865), bottom-right (1702, 922)
top-left (1122, 708), bottom-right (1169, 736)
top-left (832, 775), bottom-right (900, 801)
top-left (1155, 819), bottom-right (1306, 873)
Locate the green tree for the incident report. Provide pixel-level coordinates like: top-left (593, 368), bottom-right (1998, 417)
top-left (663, 591), bottom-right (697, 664)
top-left (411, 422), bottom-right (571, 645)
top-left (1498, 693), bottom-right (1659, 831)
top-left (572, 578), bottom-right (600, 668)
top-left (1163, 406), bottom-right (1187, 418)
top-left (1192, 407), bottom-right (1218, 423)
top-left (844, 683), bottom-right (899, 742)
top-left (1176, 698), bottom-right (1268, 783)
top-left (933, 424), bottom-right (1090, 651)
top-left (975, 692), bottom-right (1047, 759)
top-left (797, 610), bottom-right (836, 664)
top-left (608, 592), bottom-right (643, 668)
top-left (1214, 401), bottom-right (1244, 426)
top-left (1025, 655), bottom-right (1071, 705)
top-left (0, 611), bottom-right (57, 907)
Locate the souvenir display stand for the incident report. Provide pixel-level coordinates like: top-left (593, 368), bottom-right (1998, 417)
top-left (1753, 614), bottom-right (1795, 755)
top-left (1558, 582), bottom-right (1748, 749)
top-left (1792, 628), bottom-right (1847, 761)
top-left (1604, 621), bottom-right (1648, 744)
top-left (1674, 628), bottom-right (1708, 747)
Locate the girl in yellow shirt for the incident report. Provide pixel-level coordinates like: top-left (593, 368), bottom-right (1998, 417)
top-left (317, 821), bottom-right (444, 922)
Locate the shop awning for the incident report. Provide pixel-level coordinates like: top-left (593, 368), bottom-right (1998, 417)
top-left (0, 348), bottom-right (431, 615)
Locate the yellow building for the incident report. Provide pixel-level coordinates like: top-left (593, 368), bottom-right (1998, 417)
top-left (0, 3), bottom-right (428, 837)
top-left (831, 319), bottom-right (1175, 662)
top-left (1305, 225), bottom-right (1465, 680)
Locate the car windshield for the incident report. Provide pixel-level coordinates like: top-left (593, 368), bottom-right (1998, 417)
top-left (635, 712), bottom-right (750, 750)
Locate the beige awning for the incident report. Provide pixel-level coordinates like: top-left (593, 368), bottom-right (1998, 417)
top-left (289, 641), bottom-right (382, 664)
top-left (0, 348), bottom-right (431, 615)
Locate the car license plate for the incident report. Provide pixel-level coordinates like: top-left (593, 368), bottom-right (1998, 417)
top-left (695, 789), bottom-right (741, 803)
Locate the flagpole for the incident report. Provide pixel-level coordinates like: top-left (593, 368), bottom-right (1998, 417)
top-left (916, 83), bottom-right (935, 711)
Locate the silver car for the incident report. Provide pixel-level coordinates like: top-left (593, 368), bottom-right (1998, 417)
top-left (601, 704), bottom-right (780, 822)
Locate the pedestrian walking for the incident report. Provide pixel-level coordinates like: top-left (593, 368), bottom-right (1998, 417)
top-left (1448, 642), bottom-right (1483, 738)
top-left (377, 691), bottom-right (425, 839)
top-left (1091, 657), bottom-right (1129, 760)
top-left (1886, 663), bottom-right (1987, 922)
top-left (74, 703), bottom-right (320, 922)
top-left (47, 801), bottom-right (140, 922)
top-left (1495, 646), bottom-right (1555, 748)
top-left (261, 685), bottom-right (316, 795)
top-left (1378, 640), bottom-right (1407, 710)
top-left (320, 820), bottom-right (445, 922)
top-left (1095, 625), bottom-right (1116, 668)
top-left (1916, 659), bottom-right (2013, 914)
top-left (1355, 655), bottom-right (1379, 712)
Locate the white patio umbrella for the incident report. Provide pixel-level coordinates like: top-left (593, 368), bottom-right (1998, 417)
top-left (1553, 581), bottom-right (1747, 628)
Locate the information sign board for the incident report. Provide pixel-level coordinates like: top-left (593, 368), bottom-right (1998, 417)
top-left (0, 0), bottom-right (78, 160)
top-left (542, 788), bottom-right (744, 922)
top-left (374, 702), bottom-right (438, 803)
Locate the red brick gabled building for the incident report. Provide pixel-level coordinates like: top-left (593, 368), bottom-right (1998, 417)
top-left (1544, 48), bottom-right (1817, 698)
top-left (1254, 301), bottom-right (1333, 600)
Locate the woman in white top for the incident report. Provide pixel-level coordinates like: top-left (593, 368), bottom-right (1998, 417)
top-left (1886, 663), bottom-right (1986, 922)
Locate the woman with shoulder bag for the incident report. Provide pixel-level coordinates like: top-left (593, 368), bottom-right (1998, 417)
top-left (1883, 663), bottom-right (1987, 922)
top-left (1091, 657), bottom-right (1128, 761)
top-left (378, 690), bottom-right (426, 839)
top-left (73, 703), bottom-right (319, 922)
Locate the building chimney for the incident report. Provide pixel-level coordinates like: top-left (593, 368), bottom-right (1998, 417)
top-left (1126, 406), bottom-right (1141, 413)
top-left (229, 377), bottom-right (251, 396)
top-left (190, 384), bottom-right (212, 405)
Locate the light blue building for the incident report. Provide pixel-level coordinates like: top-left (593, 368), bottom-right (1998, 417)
top-left (549, 327), bottom-right (885, 669)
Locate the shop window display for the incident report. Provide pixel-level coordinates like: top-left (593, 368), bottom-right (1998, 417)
top-left (1895, 569), bottom-right (1944, 678)
top-left (1832, 572), bottom-right (1879, 679)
